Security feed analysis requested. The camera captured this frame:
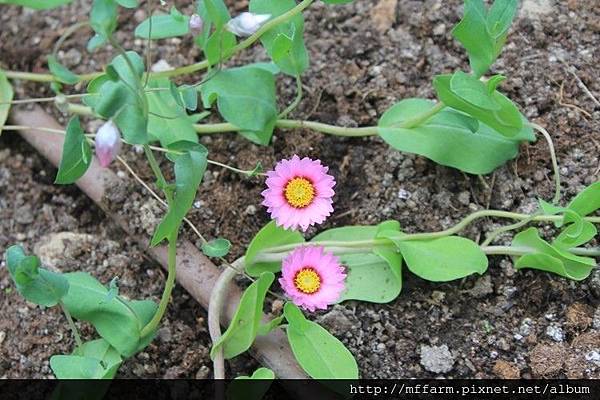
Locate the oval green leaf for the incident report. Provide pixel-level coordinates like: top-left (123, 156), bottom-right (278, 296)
top-left (210, 272), bottom-right (275, 360)
top-left (284, 303), bottom-right (358, 379)
top-left (5, 245), bottom-right (69, 307)
top-left (55, 116), bottom-right (92, 184)
top-left (385, 235), bottom-right (488, 281)
top-left (312, 222), bottom-right (403, 303)
top-left (201, 238), bottom-right (231, 258)
top-left (48, 55), bottom-right (79, 85)
top-left (62, 272), bottom-right (157, 357)
top-left (134, 13), bottom-right (190, 39)
top-left (378, 98), bottom-right (528, 174)
top-left (512, 227), bottom-right (595, 281)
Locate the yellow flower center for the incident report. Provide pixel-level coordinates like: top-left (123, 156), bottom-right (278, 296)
top-left (284, 177), bottom-right (315, 208)
top-left (294, 267), bottom-right (321, 294)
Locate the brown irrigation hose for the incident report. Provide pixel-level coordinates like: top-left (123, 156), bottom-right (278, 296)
top-left (9, 105), bottom-right (307, 380)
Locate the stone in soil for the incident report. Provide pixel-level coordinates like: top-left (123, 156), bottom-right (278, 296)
top-left (419, 344), bottom-right (455, 374)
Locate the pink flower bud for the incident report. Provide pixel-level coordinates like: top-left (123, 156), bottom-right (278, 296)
top-left (95, 120), bottom-right (121, 168)
top-left (226, 12), bottom-right (271, 37)
top-left (189, 14), bottom-right (203, 35)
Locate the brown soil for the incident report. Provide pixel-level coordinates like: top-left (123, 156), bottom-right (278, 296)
top-left (1, 0), bottom-right (600, 379)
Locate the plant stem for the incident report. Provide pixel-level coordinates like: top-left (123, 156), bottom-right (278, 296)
top-left (397, 102), bottom-right (445, 129)
top-left (67, 103), bottom-right (96, 116)
top-left (64, 103), bottom-right (446, 138)
top-left (278, 75), bottom-right (303, 119)
top-left (140, 231), bottom-right (178, 338)
top-left (481, 212), bottom-right (540, 247)
top-left (275, 119), bottom-right (378, 137)
top-left (143, 144), bottom-right (173, 204)
top-left (482, 246), bottom-right (600, 257)
top-left (4, 0), bottom-right (315, 84)
top-left (255, 210), bottom-right (600, 257)
top-left (3, 70), bottom-right (101, 83)
top-left (53, 22), bottom-right (89, 58)
top-left (531, 123), bottom-right (561, 204)
top-left (59, 301), bottom-right (83, 350)
top-left (208, 259), bottom-right (244, 379)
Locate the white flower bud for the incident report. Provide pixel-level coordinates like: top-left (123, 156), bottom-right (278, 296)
top-left (95, 120), bottom-right (121, 168)
top-left (189, 14), bottom-right (204, 35)
top-left (226, 12), bottom-right (271, 37)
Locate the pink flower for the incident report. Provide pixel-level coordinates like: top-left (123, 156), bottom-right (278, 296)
top-left (261, 155), bottom-right (335, 231)
top-left (279, 246), bottom-right (346, 312)
top-left (94, 120), bottom-right (121, 168)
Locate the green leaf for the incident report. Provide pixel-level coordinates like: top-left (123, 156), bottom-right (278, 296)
top-left (51, 338), bottom-right (122, 379)
top-left (512, 227), bottom-right (595, 280)
top-left (115, 0), bottom-right (137, 8)
top-left (235, 367), bottom-right (275, 380)
top-left (284, 303), bottom-right (358, 379)
top-left (0, 70), bottom-right (14, 136)
top-left (211, 272), bottom-right (275, 360)
top-left (151, 142), bottom-right (208, 246)
top-left (434, 73), bottom-right (526, 137)
top-left (229, 368), bottom-right (275, 400)
top-left (378, 98), bottom-right (530, 174)
top-left (311, 222), bottom-right (403, 303)
top-left (0, 0), bottom-right (73, 9)
top-left (196, 0), bottom-right (236, 65)
top-left (452, 0), bottom-right (518, 77)
top-left (103, 276), bottom-right (119, 304)
top-left (146, 78), bottom-right (198, 146)
top-left (245, 221), bottom-right (305, 277)
top-left (5, 245), bottom-right (69, 307)
top-left (87, 33), bottom-right (106, 53)
top-left (257, 315), bottom-right (284, 336)
top-left (47, 55), bottom-right (79, 85)
top-left (250, 0), bottom-right (309, 76)
top-left (134, 12), bottom-right (190, 39)
top-left (85, 52), bottom-right (149, 144)
top-left (89, 0), bottom-right (118, 48)
top-left (487, 0), bottom-right (519, 38)
top-left (62, 272), bottom-right (157, 357)
top-left (50, 355), bottom-right (106, 379)
top-left (486, 74), bottom-right (506, 93)
top-left (554, 220), bottom-right (597, 249)
top-left (568, 181), bottom-right (600, 217)
top-left (450, 71), bottom-right (500, 110)
top-left (55, 116), bottom-right (92, 184)
top-left (201, 238), bottom-right (231, 257)
top-left (384, 235), bottom-right (488, 281)
top-left (200, 65), bottom-right (278, 145)
top-left (247, 162), bottom-right (264, 178)
top-left (179, 85), bottom-right (198, 111)
top-left (76, 339), bottom-right (122, 378)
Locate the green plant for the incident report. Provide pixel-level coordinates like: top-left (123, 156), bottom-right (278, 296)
top-left (0, 0), bottom-right (597, 383)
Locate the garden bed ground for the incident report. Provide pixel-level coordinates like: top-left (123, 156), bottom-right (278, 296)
top-left (1, 0), bottom-right (600, 379)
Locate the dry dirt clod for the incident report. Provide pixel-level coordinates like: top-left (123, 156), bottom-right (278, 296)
top-left (34, 232), bottom-right (99, 270)
top-left (370, 0), bottom-right (397, 33)
top-left (493, 360), bottom-right (521, 379)
top-left (565, 302), bottom-right (593, 331)
top-left (529, 343), bottom-right (566, 377)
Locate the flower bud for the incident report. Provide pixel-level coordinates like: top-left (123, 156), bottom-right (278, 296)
top-left (95, 120), bottom-right (121, 168)
top-left (226, 12), bottom-right (271, 37)
top-left (189, 14), bottom-right (204, 35)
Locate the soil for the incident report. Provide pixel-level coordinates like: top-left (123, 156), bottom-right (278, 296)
top-left (1, 0), bottom-right (600, 379)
